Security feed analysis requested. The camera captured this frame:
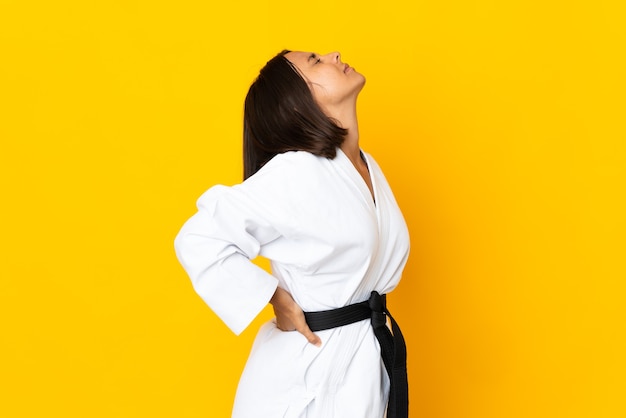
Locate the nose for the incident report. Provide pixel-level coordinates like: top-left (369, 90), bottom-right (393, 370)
top-left (324, 51), bottom-right (341, 63)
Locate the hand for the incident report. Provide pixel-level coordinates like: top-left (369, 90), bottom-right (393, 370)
top-left (270, 287), bottom-right (321, 347)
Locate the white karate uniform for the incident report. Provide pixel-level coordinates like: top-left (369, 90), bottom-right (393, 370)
top-left (175, 148), bottom-right (410, 418)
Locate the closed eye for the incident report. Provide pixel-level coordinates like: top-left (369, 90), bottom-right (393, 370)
top-left (308, 53), bottom-right (322, 64)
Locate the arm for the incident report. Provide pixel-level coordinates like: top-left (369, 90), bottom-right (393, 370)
top-left (175, 152), bottom-right (323, 342)
top-left (174, 185), bottom-right (280, 335)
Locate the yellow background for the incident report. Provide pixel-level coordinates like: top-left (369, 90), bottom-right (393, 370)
top-left (1, 0), bottom-right (624, 417)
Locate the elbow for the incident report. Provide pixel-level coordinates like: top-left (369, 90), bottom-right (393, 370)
top-left (173, 229), bottom-right (202, 282)
top-left (173, 229), bottom-right (187, 266)
top-left (173, 229), bottom-right (226, 291)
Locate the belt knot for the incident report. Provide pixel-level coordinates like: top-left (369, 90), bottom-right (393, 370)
top-left (368, 291), bottom-right (387, 328)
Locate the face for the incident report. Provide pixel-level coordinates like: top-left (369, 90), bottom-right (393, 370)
top-left (285, 51), bottom-right (366, 109)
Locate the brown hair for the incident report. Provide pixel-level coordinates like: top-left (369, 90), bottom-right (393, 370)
top-left (243, 50), bottom-right (348, 179)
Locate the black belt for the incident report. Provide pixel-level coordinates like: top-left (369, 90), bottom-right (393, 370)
top-left (303, 291), bottom-right (408, 418)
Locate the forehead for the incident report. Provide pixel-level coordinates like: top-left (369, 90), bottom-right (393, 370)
top-left (285, 51), bottom-right (314, 69)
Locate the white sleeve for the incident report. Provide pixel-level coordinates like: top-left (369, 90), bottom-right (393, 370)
top-left (174, 184), bottom-right (281, 335)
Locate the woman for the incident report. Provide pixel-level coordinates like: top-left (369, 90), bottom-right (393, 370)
top-left (174, 50), bottom-right (410, 418)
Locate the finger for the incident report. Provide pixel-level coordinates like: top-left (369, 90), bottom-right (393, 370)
top-left (297, 324), bottom-right (322, 347)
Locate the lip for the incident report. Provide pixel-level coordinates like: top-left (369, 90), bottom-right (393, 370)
top-left (344, 63), bottom-right (352, 73)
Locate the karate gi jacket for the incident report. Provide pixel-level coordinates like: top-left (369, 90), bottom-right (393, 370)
top-left (175, 148), bottom-right (410, 418)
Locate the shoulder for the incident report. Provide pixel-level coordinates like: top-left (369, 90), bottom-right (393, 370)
top-left (231, 150), bottom-right (325, 195)
top-left (261, 150), bottom-right (324, 172)
top-left (245, 150), bottom-right (327, 185)
top-left (196, 151), bottom-right (329, 209)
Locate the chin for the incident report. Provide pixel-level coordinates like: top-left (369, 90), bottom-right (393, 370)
top-left (355, 74), bottom-right (366, 92)
top-left (354, 70), bottom-right (366, 83)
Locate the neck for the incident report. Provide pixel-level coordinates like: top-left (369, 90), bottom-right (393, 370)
top-left (325, 100), bottom-right (361, 164)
